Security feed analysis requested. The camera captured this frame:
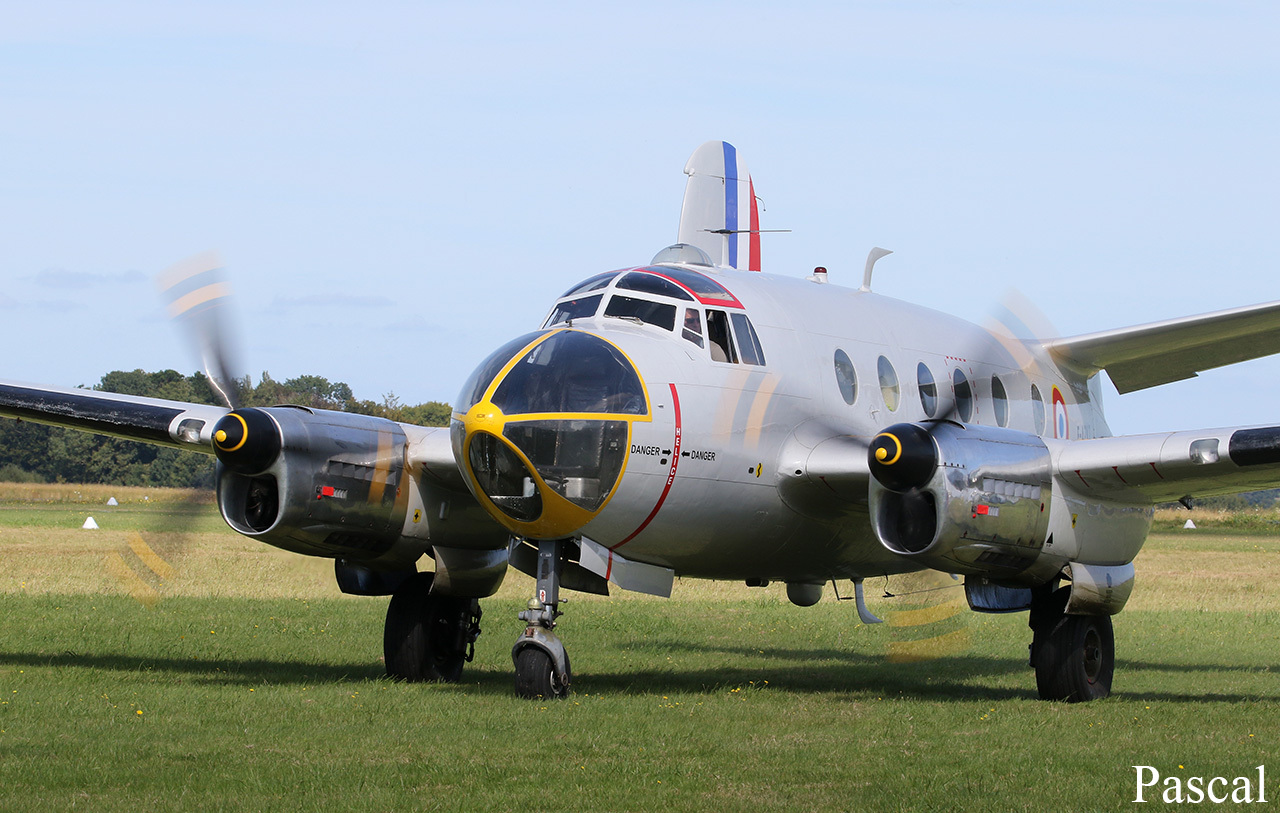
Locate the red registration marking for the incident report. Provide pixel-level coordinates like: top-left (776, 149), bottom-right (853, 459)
top-left (974, 504), bottom-right (990, 515)
top-left (318, 486), bottom-right (336, 500)
top-left (612, 383), bottom-right (682, 550)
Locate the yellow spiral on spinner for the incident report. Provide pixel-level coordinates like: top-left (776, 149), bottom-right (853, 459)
top-left (873, 432), bottom-right (903, 466)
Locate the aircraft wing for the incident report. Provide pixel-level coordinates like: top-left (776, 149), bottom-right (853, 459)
top-left (0, 379), bottom-right (475, 489)
top-left (0, 380), bottom-right (229, 451)
top-left (403, 424), bottom-right (469, 492)
top-left (1053, 423), bottom-right (1280, 503)
top-left (1044, 300), bottom-right (1280, 393)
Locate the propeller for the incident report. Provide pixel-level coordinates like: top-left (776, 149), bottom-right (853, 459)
top-left (866, 289), bottom-right (1055, 496)
top-left (108, 253), bottom-right (270, 608)
top-left (156, 250), bottom-right (243, 410)
top-left (156, 252), bottom-right (282, 475)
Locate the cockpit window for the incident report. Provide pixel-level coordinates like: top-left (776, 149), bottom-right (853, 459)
top-left (544, 294), bottom-right (602, 328)
top-left (503, 419), bottom-right (628, 511)
top-left (703, 310), bottom-right (766, 365)
top-left (730, 313), bottom-right (766, 366)
top-left (617, 272), bottom-right (694, 301)
top-left (682, 308), bottom-right (704, 348)
top-left (467, 431), bottom-right (542, 521)
top-left (603, 295), bottom-right (677, 332)
top-left (560, 271), bottom-right (619, 298)
top-left (490, 330), bottom-right (647, 416)
top-left (706, 310), bottom-right (737, 363)
top-left (647, 266), bottom-right (744, 308)
top-left (456, 331), bottom-right (542, 413)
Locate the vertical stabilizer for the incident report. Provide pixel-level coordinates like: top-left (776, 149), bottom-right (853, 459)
top-left (677, 141), bottom-right (762, 271)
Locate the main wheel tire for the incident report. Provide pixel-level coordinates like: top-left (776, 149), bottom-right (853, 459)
top-left (384, 573), bottom-right (472, 682)
top-left (514, 646), bottom-right (570, 700)
top-left (1034, 612), bottom-right (1114, 702)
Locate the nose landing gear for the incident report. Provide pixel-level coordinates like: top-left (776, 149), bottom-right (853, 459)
top-left (512, 538), bottom-right (573, 699)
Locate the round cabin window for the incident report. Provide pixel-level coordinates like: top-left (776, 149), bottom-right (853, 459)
top-left (878, 356), bottom-right (900, 412)
top-left (834, 349), bottom-right (857, 405)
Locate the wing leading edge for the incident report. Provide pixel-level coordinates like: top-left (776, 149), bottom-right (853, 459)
top-left (0, 378), bottom-right (476, 490)
top-left (1053, 423), bottom-right (1280, 503)
top-left (0, 380), bottom-right (229, 451)
top-left (1044, 299), bottom-right (1280, 394)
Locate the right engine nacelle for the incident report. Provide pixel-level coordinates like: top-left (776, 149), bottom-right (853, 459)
top-left (868, 422), bottom-right (1053, 578)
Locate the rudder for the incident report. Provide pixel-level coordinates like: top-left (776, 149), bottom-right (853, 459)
top-left (677, 141), bottom-right (762, 271)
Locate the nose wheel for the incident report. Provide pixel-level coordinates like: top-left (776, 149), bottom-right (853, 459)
top-left (514, 631), bottom-right (571, 699)
top-left (512, 538), bottom-right (573, 699)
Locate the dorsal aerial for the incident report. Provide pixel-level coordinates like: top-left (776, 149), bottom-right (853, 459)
top-left (6, 140), bottom-right (1280, 703)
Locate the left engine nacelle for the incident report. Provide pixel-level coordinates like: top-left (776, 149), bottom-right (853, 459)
top-left (868, 422), bottom-right (1053, 578)
top-left (213, 406), bottom-right (418, 562)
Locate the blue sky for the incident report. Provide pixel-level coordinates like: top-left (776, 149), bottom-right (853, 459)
top-left (2, 2), bottom-right (1278, 435)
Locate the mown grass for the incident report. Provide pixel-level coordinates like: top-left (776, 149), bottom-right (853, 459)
top-left (0, 487), bottom-right (1277, 811)
top-left (1153, 505), bottom-right (1280, 535)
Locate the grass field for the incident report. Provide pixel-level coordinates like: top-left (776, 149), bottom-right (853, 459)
top-left (0, 485), bottom-right (1277, 811)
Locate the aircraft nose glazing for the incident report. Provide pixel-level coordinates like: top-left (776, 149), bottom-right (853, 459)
top-left (453, 329), bottom-right (651, 539)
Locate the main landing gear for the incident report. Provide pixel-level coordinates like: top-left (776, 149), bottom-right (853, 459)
top-left (512, 538), bottom-right (572, 699)
top-left (383, 572), bottom-right (482, 682)
top-left (1028, 583), bottom-right (1114, 702)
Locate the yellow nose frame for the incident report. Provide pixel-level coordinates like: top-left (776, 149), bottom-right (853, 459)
top-left (456, 329), bottom-right (653, 539)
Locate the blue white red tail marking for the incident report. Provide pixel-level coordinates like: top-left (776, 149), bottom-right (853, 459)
top-left (677, 141), bottom-right (762, 272)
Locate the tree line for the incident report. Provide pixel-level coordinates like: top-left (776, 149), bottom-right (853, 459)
top-left (0, 370), bottom-right (451, 488)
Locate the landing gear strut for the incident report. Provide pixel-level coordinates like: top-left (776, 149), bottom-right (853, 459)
top-left (512, 538), bottom-right (572, 699)
top-left (384, 572), bottom-right (482, 682)
top-left (1029, 584), bottom-right (1114, 702)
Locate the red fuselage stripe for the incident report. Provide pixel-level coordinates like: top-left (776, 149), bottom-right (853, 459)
top-left (612, 383), bottom-right (682, 550)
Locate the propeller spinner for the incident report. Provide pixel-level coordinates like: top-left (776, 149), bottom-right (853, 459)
top-left (212, 408), bottom-right (282, 475)
top-left (868, 423), bottom-right (938, 492)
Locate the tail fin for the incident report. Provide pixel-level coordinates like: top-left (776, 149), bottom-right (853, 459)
top-left (677, 141), bottom-right (762, 271)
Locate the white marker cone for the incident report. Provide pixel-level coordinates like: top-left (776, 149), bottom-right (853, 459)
top-left (82, 517), bottom-right (99, 530)
top-left (1183, 519), bottom-right (1196, 529)
top-left (107, 497), bottom-right (118, 506)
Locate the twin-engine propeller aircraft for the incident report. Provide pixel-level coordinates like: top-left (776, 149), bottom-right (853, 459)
top-left (6, 140), bottom-right (1280, 701)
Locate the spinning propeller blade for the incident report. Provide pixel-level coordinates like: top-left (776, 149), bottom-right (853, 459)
top-left (156, 250), bottom-right (244, 410)
top-left (868, 289), bottom-right (1055, 494)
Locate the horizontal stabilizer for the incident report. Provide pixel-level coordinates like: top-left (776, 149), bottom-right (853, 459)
top-left (677, 141), bottom-right (762, 271)
top-left (1045, 299), bottom-right (1280, 393)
